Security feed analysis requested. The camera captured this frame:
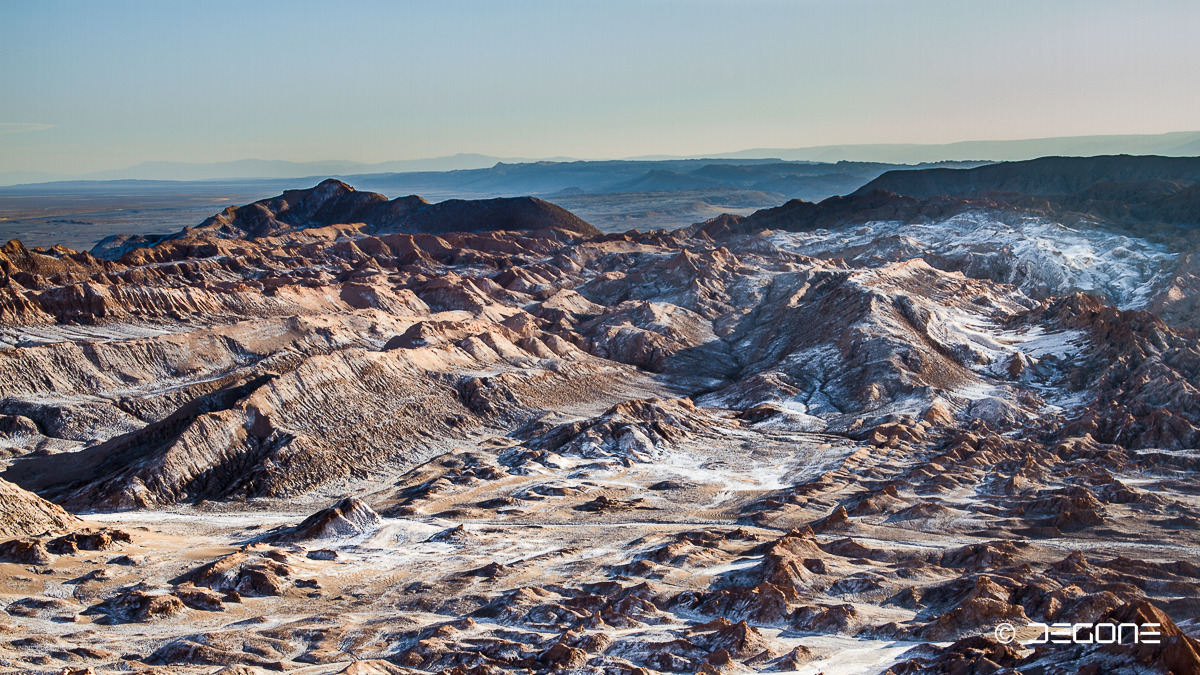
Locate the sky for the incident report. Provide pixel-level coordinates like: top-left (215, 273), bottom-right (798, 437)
top-left (2, 0), bottom-right (1199, 174)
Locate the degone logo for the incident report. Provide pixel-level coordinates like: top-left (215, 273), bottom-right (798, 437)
top-left (994, 622), bottom-right (1162, 645)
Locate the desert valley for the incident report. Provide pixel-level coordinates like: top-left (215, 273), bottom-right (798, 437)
top-left (0, 154), bottom-right (1198, 674)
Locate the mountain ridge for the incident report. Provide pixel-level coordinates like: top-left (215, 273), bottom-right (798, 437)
top-left (87, 179), bottom-right (600, 258)
top-left (856, 154), bottom-right (1200, 199)
top-left (193, 179), bottom-right (600, 239)
top-left (691, 154), bottom-right (1200, 240)
top-left (854, 154), bottom-right (1200, 227)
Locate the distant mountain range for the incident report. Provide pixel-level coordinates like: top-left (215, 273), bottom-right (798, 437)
top-left (0, 154), bottom-right (571, 186)
top-left (340, 159), bottom-right (976, 201)
top-left (0, 158), bottom-right (975, 250)
top-left (3, 131), bottom-right (1197, 187)
top-left (703, 130), bottom-right (1200, 164)
top-left (0, 159), bottom-right (982, 203)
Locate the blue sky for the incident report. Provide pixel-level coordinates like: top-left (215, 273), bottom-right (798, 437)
top-left (2, 0), bottom-right (1199, 173)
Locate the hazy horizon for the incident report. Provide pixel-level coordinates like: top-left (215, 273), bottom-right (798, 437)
top-left (3, 0), bottom-right (1200, 176)
top-left (1, 130), bottom-right (1198, 186)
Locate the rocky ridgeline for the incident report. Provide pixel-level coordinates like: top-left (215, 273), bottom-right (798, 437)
top-left (0, 178), bottom-right (1198, 674)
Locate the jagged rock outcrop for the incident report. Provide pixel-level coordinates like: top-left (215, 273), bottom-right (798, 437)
top-left (179, 547), bottom-right (295, 597)
top-left (269, 497), bottom-right (381, 542)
